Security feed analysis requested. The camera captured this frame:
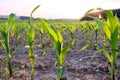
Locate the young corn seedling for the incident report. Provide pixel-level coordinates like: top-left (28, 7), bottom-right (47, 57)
top-left (41, 19), bottom-right (70, 80)
top-left (35, 22), bottom-right (45, 48)
top-left (94, 10), bottom-right (119, 80)
top-left (67, 25), bottom-right (77, 49)
top-left (81, 22), bottom-right (101, 50)
top-left (80, 22), bottom-right (102, 61)
top-left (0, 13), bottom-right (15, 77)
top-left (26, 5), bottom-right (40, 80)
top-left (10, 24), bottom-right (23, 46)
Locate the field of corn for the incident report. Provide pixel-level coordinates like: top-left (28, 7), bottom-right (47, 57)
top-left (0, 6), bottom-right (120, 80)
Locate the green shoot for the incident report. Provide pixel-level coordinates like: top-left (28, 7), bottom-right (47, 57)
top-left (0, 13), bottom-right (15, 77)
top-left (68, 25), bottom-right (77, 48)
top-left (26, 5), bottom-right (40, 80)
top-left (94, 10), bottom-right (119, 80)
top-left (41, 19), bottom-right (70, 80)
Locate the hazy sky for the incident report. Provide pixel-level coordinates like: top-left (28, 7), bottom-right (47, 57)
top-left (0, 0), bottom-right (120, 19)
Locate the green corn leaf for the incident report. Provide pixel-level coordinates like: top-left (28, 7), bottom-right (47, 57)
top-left (59, 43), bottom-right (70, 66)
top-left (105, 10), bottom-right (119, 55)
top-left (71, 37), bottom-right (77, 48)
top-left (55, 40), bottom-right (61, 55)
top-left (27, 27), bottom-right (35, 46)
top-left (30, 5), bottom-right (40, 20)
top-left (42, 44), bottom-right (53, 56)
top-left (57, 31), bottom-right (63, 44)
top-left (105, 10), bottom-right (118, 32)
top-left (50, 24), bottom-right (58, 33)
top-left (69, 26), bottom-right (76, 33)
top-left (0, 31), bottom-right (10, 54)
top-left (111, 25), bottom-right (119, 50)
top-left (41, 20), bottom-right (58, 41)
top-left (50, 25), bottom-right (63, 52)
top-left (103, 50), bottom-right (112, 63)
top-left (72, 26), bottom-right (77, 33)
top-left (94, 10), bottom-right (119, 80)
top-left (7, 13), bottom-right (15, 27)
top-left (94, 18), bottom-right (111, 40)
top-left (27, 5), bottom-right (40, 79)
top-left (27, 5), bottom-right (40, 47)
top-left (80, 44), bottom-right (93, 51)
top-left (41, 19), bottom-right (61, 61)
top-left (40, 27), bottom-right (44, 34)
top-left (0, 13), bottom-right (15, 77)
top-left (103, 25), bottom-right (111, 41)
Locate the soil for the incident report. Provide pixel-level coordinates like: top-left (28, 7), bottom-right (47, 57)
top-left (0, 32), bottom-right (120, 80)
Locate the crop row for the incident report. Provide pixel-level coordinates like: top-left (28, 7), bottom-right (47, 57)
top-left (0, 6), bottom-right (120, 80)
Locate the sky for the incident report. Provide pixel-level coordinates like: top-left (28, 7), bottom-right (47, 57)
top-left (0, 0), bottom-right (120, 19)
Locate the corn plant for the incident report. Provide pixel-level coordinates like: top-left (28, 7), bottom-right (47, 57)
top-left (38, 24), bottom-right (45, 48)
top-left (94, 10), bottom-right (119, 80)
top-left (81, 22), bottom-right (101, 50)
top-left (26, 5), bottom-right (40, 80)
top-left (10, 23), bottom-right (22, 46)
top-left (67, 25), bottom-right (77, 48)
top-left (0, 13), bottom-right (15, 77)
top-left (41, 19), bottom-right (70, 80)
top-left (34, 22), bottom-right (46, 48)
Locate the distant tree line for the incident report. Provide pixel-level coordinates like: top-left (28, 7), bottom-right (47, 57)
top-left (19, 16), bottom-right (30, 20)
top-left (0, 15), bottom-right (34, 20)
